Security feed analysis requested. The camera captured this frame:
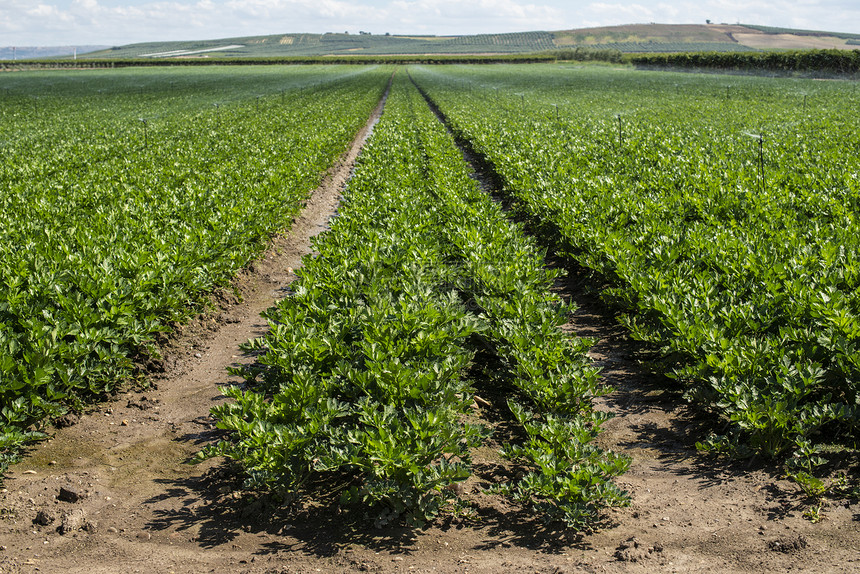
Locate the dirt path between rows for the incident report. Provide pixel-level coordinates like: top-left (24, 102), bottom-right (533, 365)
top-left (0, 87), bottom-right (387, 573)
top-left (2, 78), bottom-right (859, 574)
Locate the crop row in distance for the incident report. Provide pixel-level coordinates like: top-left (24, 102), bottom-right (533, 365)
top-left (196, 72), bottom-right (630, 530)
top-left (0, 66), bottom-right (391, 471)
top-left (410, 64), bottom-right (860, 486)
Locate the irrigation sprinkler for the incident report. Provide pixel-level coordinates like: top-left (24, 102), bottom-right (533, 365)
top-left (616, 114), bottom-right (623, 147)
top-left (744, 132), bottom-right (765, 193)
top-left (139, 118), bottom-right (148, 150)
top-left (552, 104), bottom-right (559, 121)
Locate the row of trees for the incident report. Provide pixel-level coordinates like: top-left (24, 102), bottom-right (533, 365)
top-left (629, 49), bottom-right (860, 75)
top-left (3, 48), bottom-right (856, 76)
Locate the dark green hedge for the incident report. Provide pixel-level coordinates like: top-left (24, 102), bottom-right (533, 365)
top-left (628, 49), bottom-right (860, 75)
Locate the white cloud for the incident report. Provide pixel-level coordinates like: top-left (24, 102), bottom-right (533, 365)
top-left (389, 0), bottom-right (561, 33)
top-left (27, 4), bottom-right (60, 18)
top-left (582, 3), bottom-right (656, 25)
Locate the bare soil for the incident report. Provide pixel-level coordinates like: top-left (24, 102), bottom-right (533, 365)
top-left (2, 88), bottom-right (859, 574)
top-left (732, 33), bottom-right (850, 50)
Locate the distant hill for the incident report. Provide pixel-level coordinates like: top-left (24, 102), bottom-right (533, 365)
top-left (81, 32), bottom-right (557, 59)
top-left (0, 46), bottom-right (108, 60)
top-left (17, 24), bottom-right (860, 61)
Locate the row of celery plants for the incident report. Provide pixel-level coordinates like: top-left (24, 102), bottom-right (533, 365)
top-left (0, 66), bottom-right (375, 182)
top-left (198, 73), bottom-right (628, 529)
top-left (0, 66), bottom-right (390, 472)
top-left (409, 64), bottom-right (860, 471)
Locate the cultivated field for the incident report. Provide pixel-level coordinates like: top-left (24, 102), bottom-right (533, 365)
top-left (0, 65), bottom-right (390, 471)
top-left (0, 64), bottom-right (858, 573)
top-left (412, 64), bottom-right (860, 469)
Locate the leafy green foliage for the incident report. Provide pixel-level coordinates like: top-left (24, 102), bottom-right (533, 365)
top-left (629, 49), bottom-right (860, 75)
top-left (199, 73), bottom-right (628, 529)
top-left (0, 66), bottom-right (390, 471)
top-left (411, 64), bottom-right (860, 468)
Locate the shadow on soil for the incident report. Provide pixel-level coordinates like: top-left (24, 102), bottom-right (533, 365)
top-left (543, 249), bottom-right (823, 514)
top-left (142, 455), bottom-right (604, 558)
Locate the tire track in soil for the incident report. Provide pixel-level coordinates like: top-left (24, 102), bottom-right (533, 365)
top-left (409, 72), bottom-right (860, 574)
top-left (0, 83), bottom-right (392, 574)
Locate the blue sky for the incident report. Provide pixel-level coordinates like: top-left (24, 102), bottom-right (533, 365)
top-left (2, 0), bottom-right (859, 46)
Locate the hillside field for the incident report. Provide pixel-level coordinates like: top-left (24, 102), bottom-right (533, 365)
top-left (52, 23), bottom-right (860, 60)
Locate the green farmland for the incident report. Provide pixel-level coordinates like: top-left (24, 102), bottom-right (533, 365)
top-left (410, 64), bottom-right (860, 466)
top-left (0, 65), bottom-right (390, 470)
top-left (1, 63), bottom-right (858, 533)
